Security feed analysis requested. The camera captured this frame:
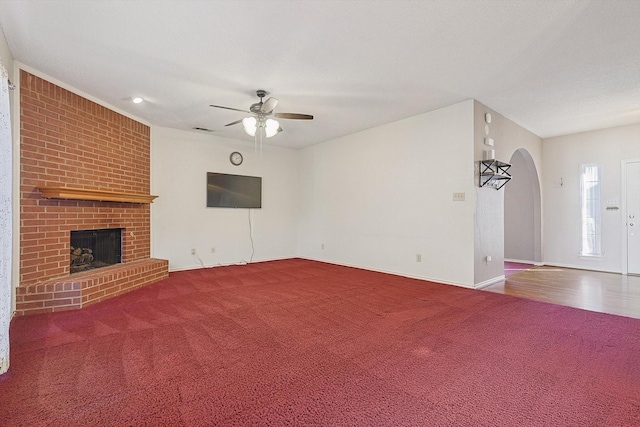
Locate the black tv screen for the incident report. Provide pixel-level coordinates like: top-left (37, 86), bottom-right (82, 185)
top-left (207, 172), bottom-right (262, 208)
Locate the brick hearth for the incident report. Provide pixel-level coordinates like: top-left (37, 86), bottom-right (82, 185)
top-left (14, 259), bottom-right (168, 316)
top-left (18, 70), bottom-right (168, 315)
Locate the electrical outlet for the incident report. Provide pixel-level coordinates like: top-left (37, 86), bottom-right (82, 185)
top-left (321, 243), bottom-right (325, 250)
top-left (453, 192), bottom-right (465, 201)
top-left (210, 247), bottom-right (216, 253)
top-left (191, 248), bottom-right (196, 255)
top-left (416, 254), bottom-right (422, 262)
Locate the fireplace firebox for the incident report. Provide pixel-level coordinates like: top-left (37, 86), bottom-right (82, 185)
top-left (70, 228), bottom-right (122, 274)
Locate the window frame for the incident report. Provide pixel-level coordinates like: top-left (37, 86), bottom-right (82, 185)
top-left (579, 163), bottom-right (603, 257)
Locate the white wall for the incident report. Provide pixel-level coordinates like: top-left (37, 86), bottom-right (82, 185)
top-left (151, 127), bottom-right (299, 271)
top-left (0, 26), bottom-right (12, 77)
top-left (297, 100), bottom-right (476, 287)
top-left (473, 101), bottom-right (543, 285)
top-left (543, 124), bottom-right (640, 272)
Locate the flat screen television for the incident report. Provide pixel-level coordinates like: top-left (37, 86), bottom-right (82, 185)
top-left (206, 172), bottom-right (262, 208)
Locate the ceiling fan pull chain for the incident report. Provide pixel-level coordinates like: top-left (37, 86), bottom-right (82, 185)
top-left (260, 125), bottom-right (265, 157)
top-left (255, 123), bottom-right (264, 153)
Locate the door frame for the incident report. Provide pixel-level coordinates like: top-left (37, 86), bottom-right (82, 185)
top-left (621, 158), bottom-right (640, 275)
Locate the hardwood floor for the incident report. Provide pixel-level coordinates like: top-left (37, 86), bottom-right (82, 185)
top-left (483, 266), bottom-right (640, 319)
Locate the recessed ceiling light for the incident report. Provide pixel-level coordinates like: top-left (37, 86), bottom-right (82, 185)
top-left (132, 97), bottom-right (143, 104)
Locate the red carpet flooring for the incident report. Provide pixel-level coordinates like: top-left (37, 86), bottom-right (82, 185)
top-left (2, 258), bottom-right (640, 426)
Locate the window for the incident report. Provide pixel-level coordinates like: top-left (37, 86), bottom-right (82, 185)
top-left (580, 164), bottom-right (602, 256)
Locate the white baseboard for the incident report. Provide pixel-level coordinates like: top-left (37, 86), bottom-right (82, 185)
top-left (505, 258), bottom-right (543, 266)
top-left (474, 275), bottom-right (505, 289)
top-left (167, 255), bottom-right (294, 273)
top-left (299, 257), bottom-right (474, 289)
top-left (540, 262), bottom-right (620, 274)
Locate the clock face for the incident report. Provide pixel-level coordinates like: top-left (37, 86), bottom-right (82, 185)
top-left (230, 151), bottom-right (243, 166)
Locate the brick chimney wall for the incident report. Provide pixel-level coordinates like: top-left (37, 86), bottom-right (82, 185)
top-left (17, 70), bottom-right (167, 315)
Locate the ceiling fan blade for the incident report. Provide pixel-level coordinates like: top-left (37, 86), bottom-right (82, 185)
top-left (224, 119), bottom-right (244, 127)
top-left (261, 97), bottom-right (279, 113)
top-left (210, 104), bottom-right (249, 113)
top-left (274, 112), bottom-right (314, 120)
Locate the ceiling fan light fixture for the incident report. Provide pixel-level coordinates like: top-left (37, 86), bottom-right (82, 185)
top-left (242, 117), bottom-right (280, 139)
top-left (211, 91), bottom-right (312, 149)
top-left (242, 116), bottom-right (257, 136)
top-left (265, 119), bottom-right (280, 138)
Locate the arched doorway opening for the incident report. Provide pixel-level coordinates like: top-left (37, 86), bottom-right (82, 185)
top-left (504, 148), bottom-right (541, 267)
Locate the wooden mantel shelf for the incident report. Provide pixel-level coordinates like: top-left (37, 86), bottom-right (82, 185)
top-left (38, 186), bottom-right (158, 204)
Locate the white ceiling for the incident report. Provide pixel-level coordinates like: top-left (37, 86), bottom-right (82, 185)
top-left (0, 0), bottom-right (638, 148)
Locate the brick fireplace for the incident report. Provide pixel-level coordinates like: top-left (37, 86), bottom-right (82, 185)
top-left (16, 70), bottom-right (168, 316)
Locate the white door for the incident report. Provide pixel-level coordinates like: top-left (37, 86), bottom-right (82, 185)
top-left (627, 161), bottom-right (640, 275)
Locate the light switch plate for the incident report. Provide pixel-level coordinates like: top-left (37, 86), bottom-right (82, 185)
top-left (453, 192), bottom-right (465, 201)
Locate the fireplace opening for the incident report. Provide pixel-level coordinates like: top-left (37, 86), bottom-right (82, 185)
top-left (70, 228), bottom-right (122, 274)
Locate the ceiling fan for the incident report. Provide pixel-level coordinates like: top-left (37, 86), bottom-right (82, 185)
top-left (210, 89), bottom-right (313, 149)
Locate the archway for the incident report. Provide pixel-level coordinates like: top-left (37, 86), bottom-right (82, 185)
top-left (504, 148), bottom-right (541, 264)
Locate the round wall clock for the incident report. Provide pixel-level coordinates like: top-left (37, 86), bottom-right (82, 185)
top-left (229, 151), bottom-right (243, 166)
